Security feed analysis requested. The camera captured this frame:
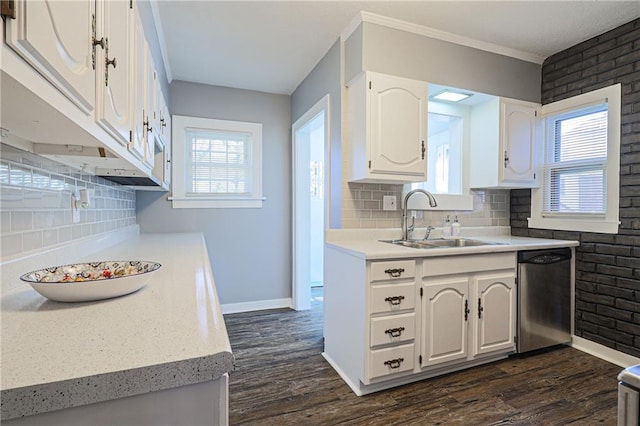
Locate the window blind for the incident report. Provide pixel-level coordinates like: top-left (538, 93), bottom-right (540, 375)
top-left (542, 105), bottom-right (608, 215)
top-left (186, 129), bottom-right (252, 195)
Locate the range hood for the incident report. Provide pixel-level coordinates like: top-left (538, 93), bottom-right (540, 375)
top-left (96, 168), bottom-right (164, 188)
top-left (31, 143), bottom-right (165, 189)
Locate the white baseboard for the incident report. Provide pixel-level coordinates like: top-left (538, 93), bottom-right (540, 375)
top-left (221, 298), bottom-right (292, 315)
top-left (571, 336), bottom-right (640, 367)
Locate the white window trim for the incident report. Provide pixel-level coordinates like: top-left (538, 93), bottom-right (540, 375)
top-left (170, 115), bottom-right (264, 209)
top-left (529, 84), bottom-right (621, 234)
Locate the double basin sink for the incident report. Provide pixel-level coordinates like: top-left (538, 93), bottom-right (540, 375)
top-left (380, 238), bottom-right (502, 249)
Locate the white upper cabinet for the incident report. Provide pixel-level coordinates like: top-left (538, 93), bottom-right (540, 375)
top-left (157, 85), bottom-right (171, 147)
top-left (129, 10), bottom-right (148, 165)
top-left (95, 0), bottom-right (133, 146)
top-left (143, 60), bottom-right (157, 169)
top-left (347, 71), bottom-right (428, 183)
top-left (501, 101), bottom-right (538, 184)
top-left (470, 97), bottom-right (540, 188)
top-left (5, 0), bottom-right (96, 115)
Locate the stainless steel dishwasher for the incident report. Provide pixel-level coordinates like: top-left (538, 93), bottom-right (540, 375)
top-left (517, 248), bottom-right (572, 353)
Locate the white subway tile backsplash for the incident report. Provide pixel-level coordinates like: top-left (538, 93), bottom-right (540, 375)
top-left (10, 212), bottom-right (33, 232)
top-left (1, 233), bottom-right (22, 257)
top-left (22, 230), bottom-right (43, 252)
top-left (342, 182), bottom-right (510, 229)
top-left (42, 229), bottom-right (58, 247)
top-left (57, 226), bottom-right (72, 243)
top-left (33, 211), bottom-right (55, 229)
top-left (0, 143), bottom-right (136, 260)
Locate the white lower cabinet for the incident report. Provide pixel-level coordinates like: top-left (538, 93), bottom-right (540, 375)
top-left (364, 259), bottom-right (417, 382)
top-left (472, 273), bottom-right (517, 356)
top-left (323, 247), bottom-right (517, 396)
top-left (421, 278), bottom-right (469, 367)
top-left (421, 270), bottom-right (516, 369)
top-left (369, 344), bottom-right (415, 379)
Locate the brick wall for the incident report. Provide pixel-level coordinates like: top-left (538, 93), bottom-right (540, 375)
top-left (510, 19), bottom-right (640, 357)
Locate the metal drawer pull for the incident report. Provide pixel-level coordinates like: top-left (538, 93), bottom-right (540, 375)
top-left (385, 327), bottom-right (405, 337)
top-left (384, 295), bottom-right (405, 305)
top-left (384, 358), bottom-right (404, 369)
top-left (384, 268), bottom-right (405, 277)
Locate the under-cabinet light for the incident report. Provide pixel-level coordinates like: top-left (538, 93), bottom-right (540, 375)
top-left (431, 90), bottom-right (472, 102)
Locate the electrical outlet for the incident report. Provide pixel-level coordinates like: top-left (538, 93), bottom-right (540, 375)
top-left (383, 195), bottom-right (397, 211)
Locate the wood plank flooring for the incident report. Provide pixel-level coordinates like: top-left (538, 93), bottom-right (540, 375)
top-left (224, 290), bottom-right (622, 425)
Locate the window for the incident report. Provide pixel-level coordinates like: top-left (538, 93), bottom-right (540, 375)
top-left (529, 84), bottom-right (621, 233)
top-left (408, 102), bottom-right (473, 211)
top-left (170, 115), bottom-right (264, 208)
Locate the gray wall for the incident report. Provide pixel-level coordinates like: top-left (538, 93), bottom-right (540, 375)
top-left (346, 23), bottom-right (541, 102)
top-left (511, 18), bottom-right (640, 358)
top-left (137, 81), bottom-right (291, 306)
top-left (291, 40), bottom-right (342, 229)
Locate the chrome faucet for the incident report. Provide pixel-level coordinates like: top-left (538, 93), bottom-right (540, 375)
top-left (402, 189), bottom-right (437, 241)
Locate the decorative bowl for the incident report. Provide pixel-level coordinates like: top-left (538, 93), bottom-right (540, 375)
top-left (20, 260), bottom-right (161, 302)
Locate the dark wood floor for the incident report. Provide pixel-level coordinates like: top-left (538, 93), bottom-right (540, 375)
top-left (224, 289), bottom-right (621, 425)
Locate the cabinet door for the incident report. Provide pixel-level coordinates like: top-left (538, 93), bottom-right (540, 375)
top-left (421, 278), bottom-right (468, 368)
top-left (369, 74), bottom-right (427, 178)
top-left (500, 100), bottom-right (537, 185)
top-left (143, 61), bottom-right (157, 168)
top-left (5, 0), bottom-right (95, 114)
top-left (129, 11), bottom-right (148, 166)
top-left (95, 0), bottom-right (132, 145)
top-left (472, 272), bottom-right (516, 356)
top-left (162, 114), bottom-right (172, 187)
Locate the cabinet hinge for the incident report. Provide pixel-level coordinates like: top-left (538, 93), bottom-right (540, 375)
top-left (514, 277), bottom-right (518, 285)
top-left (420, 288), bottom-right (423, 297)
top-left (129, 130), bottom-right (133, 143)
top-left (368, 160), bottom-right (371, 169)
top-left (533, 173), bottom-right (536, 179)
top-left (514, 336), bottom-right (518, 346)
top-left (369, 81), bottom-right (372, 90)
top-left (130, 0), bottom-right (133, 9)
top-left (419, 355), bottom-right (422, 364)
top-left (1, 0), bottom-right (17, 19)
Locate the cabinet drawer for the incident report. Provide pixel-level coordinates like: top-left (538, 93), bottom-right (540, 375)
top-left (370, 260), bottom-right (415, 282)
top-left (370, 312), bottom-right (416, 347)
top-left (369, 343), bottom-right (415, 379)
top-left (370, 283), bottom-right (416, 314)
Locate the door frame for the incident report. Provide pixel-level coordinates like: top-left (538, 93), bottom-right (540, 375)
top-left (291, 94), bottom-right (330, 311)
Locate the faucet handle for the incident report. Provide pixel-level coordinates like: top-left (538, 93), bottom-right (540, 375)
top-left (424, 226), bottom-right (435, 240)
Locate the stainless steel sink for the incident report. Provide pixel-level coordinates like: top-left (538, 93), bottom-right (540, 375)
top-left (380, 238), bottom-right (502, 249)
top-left (379, 239), bottom-right (435, 249)
top-left (424, 238), bottom-right (498, 247)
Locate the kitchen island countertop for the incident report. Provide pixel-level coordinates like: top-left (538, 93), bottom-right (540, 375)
top-left (0, 230), bottom-right (233, 420)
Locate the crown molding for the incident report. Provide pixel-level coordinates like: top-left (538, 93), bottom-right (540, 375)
top-left (342, 11), bottom-right (545, 65)
top-left (149, 0), bottom-right (173, 83)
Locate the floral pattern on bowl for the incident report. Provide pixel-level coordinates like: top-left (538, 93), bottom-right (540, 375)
top-left (20, 261), bottom-right (161, 302)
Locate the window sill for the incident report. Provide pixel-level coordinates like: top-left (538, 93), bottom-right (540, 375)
top-left (527, 216), bottom-right (619, 234)
top-left (169, 196), bottom-right (266, 209)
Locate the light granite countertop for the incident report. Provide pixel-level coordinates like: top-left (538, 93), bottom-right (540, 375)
top-left (325, 227), bottom-right (579, 260)
top-left (0, 228), bottom-right (233, 420)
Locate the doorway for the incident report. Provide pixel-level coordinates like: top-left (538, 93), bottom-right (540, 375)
top-left (292, 95), bottom-right (329, 310)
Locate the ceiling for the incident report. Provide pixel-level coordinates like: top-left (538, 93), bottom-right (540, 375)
top-left (154, 1), bottom-right (640, 95)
